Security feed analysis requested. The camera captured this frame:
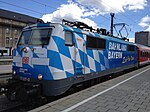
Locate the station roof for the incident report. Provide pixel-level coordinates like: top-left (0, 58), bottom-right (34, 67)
top-left (0, 9), bottom-right (42, 24)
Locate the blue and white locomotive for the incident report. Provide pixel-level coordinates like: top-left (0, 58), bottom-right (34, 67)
top-left (5, 20), bottom-right (138, 101)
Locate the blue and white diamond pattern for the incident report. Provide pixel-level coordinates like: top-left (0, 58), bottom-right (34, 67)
top-left (13, 24), bottom-right (110, 80)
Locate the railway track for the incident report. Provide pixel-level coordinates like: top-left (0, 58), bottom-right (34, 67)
top-left (0, 95), bottom-right (22, 112)
top-left (0, 74), bottom-right (12, 97)
top-left (0, 73), bottom-right (113, 112)
top-left (0, 102), bottom-right (22, 112)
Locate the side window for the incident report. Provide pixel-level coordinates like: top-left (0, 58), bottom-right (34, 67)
top-left (147, 52), bottom-right (149, 57)
top-left (86, 36), bottom-right (97, 49)
top-left (65, 31), bottom-right (73, 46)
top-left (140, 51), bottom-right (143, 57)
top-left (128, 45), bottom-right (135, 51)
top-left (86, 36), bottom-right (106, 49)
top-left (144, 52), bottom-right (146, 57)
top-left (97, 38), bottom-right (106, 49)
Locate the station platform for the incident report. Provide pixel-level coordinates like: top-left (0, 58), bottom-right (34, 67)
top-left (29, 65), bottom-right (150, 112)
top-left (0, 65), bottom-right (12, 75)
top-left (0, 58), bottom-right (12, 75)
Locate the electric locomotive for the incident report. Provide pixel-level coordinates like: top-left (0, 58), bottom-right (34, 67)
top-left (2, 20), bottom-right (139, 101)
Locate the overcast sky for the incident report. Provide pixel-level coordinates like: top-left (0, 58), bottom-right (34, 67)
top-left (1, 0), bottom-right (150, 42)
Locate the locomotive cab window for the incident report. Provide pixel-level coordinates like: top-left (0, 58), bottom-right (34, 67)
top-left (18, 28), bottom-right (52, 46)
top-left (128, 45), bottom-right (135, 51)
top-left (18, 30), bottom-right (31, 45)
top-left (86, 36), bottom-right (106, 49)
top-left (30, 29), bottom-right (52, 46)
top-left (65, 31), bottom-right (73, 46)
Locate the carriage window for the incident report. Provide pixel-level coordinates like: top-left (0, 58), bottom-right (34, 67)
top-left (86, 36), bottom-right (106, 49)
top-left (140, 51), bottom-right (143, 57)
top-left (65, 31), bottom-right (73, 46)
top-left (144, 52), bottom-right (146, 57)
top-left (146, 52), bottom-right (148, 57)
top-left (128, 45), bottom-right (134, 51)
top-left (142, 52), bottom-right (144, 57)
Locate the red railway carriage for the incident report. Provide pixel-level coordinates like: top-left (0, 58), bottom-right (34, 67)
top-left (137, 44), bottom-right (150, 66)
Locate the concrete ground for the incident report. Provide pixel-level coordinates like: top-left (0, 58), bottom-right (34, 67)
top-left (0, 65), bottom-right (12, 75)
top-left (29, 65), bottom-right (150, 112)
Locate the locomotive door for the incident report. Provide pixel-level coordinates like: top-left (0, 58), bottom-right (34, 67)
top-left (75, 34), bottom-right (85, 75)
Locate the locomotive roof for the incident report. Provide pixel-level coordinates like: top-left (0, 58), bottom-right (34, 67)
top-left (61, 24), bottom-right (136, 46)
top-left (24, 22), bottom-right (136, 46)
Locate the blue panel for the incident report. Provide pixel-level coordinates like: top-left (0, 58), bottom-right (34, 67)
top-left (47, 49), bottom-right (54, 58)
top-left (95, 60), bottom-right (101, 71)
top-left (88, 32), bottom-right (94, 36)
top-left (87, 50), bottom-right (94, 58)
top-left (90, 69), bottom-right (95, 73)
top-left (62, 25), bottom-right (72, 31)
top-left (33, 53), bottom-right (39, 58)
top-left (73, 28), bottom-right (84, 39)
top-left (99, 51), bottom-right (105, 66)
top-left (66, 71), bottom-right (74, 78)
top-left (84, 54), bottom-right (89, 68)
top-left (48, 50), bottom-right (64, 70)
top-left (33, 65), bottom-right (45, 74)
top-left (45, 66), bottom-right (54, 80)
top-left (13, 64), bottom-right (54, 80)
top-left (75, 62), bottom-right (83, 75)
top-left (78, 49), bottom-right (84, 65)
top-left (94, 32), bottom-right (100, 37)
top-left (52, 36), bottom-right (71, 59)
top-left (22, 63), bottom-right (32, 69)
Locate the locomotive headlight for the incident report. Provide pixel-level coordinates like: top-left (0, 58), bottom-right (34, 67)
top-left (23, 47), bottom-right (27, 53)
top-left (38, 74), bottom-right (43, 80)
top-left (13, 70), bottom-right (16, 75)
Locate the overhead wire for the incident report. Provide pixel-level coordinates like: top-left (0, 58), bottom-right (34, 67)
top-left (28, 0), bottom-right (58, 10)
top-left (0, 0), bottom-right (63, 22)
top-left (100, 1), bottom-right (140, 37)
top-left (1, 0), bottom-right (127, 31)
top-left (0, 0), bottom-right (44, 15)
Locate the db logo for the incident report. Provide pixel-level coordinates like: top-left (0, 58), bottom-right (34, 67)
top-left (22, 57), bottom-right (29, 64)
